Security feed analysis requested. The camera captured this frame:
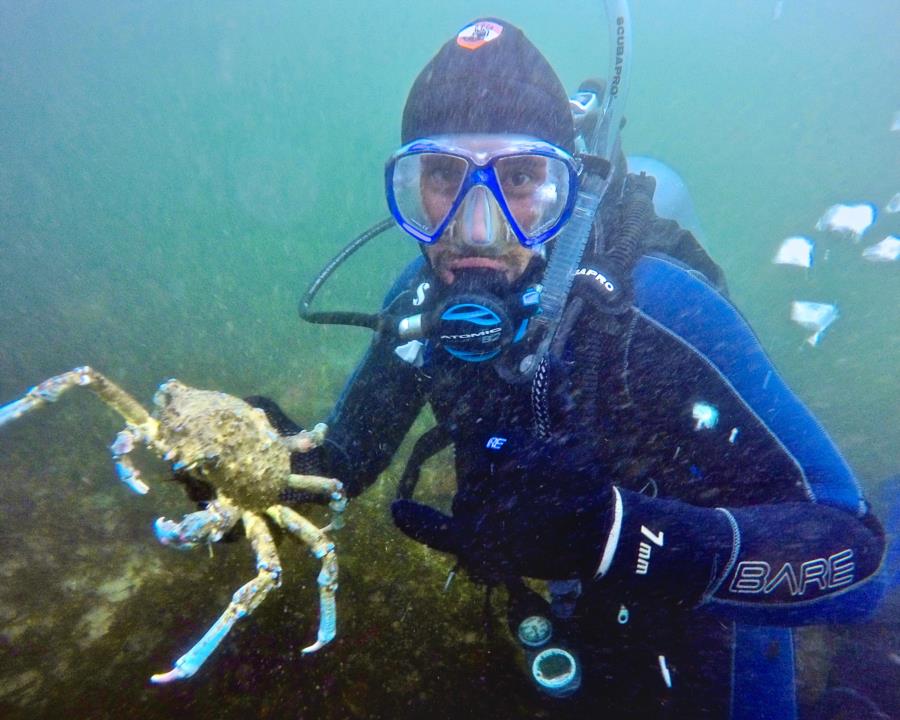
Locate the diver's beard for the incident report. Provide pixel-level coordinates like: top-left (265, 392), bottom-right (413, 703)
top-left (430, 254), bottom-right (546, 297)
top-left (443, 266), bottom-right (514, 296)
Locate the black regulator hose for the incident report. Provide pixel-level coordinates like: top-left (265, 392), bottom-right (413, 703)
top-left (298, 217), bottom-right (395, 330)
top-left (605, 173), bottom-right (655, 277)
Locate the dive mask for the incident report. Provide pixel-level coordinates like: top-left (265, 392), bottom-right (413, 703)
top-left (386, 134), bottom-right (581, 248)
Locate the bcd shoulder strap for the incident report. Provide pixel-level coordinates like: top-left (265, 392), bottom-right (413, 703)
top-left (533, 170), bottom-right (729, 438)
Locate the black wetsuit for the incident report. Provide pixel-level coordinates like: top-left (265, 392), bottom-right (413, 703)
top-left (276, 241), bottom-right (886, 718)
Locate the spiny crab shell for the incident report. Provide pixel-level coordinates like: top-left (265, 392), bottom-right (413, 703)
top-left (153, 380), bottom-right (293, 510)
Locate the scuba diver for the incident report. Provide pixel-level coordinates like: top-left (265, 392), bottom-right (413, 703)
top-left (251, 11), bottom-right (888, 720)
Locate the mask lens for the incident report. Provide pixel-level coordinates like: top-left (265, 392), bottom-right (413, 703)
top-left (391, 153), bottom-right (468, 238)
top-left (495, 155), bottom-right (571, 241)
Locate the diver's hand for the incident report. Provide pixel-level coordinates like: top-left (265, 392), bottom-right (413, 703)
top-left (244, 395), bottom-right (305, 435)
top-left (391, 479), bottom-right (614, 583)
top-left (244, 395), bottom-right (332, 503)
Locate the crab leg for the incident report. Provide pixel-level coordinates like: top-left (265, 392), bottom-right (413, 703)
top-left (0, 395), bottom-right (43, 427)
top-left (109, 430), bottom-right (150, 494)
top-left (286, 473), bottom-right (347, 528)
top-left (286, 473), bottom-right (342, 497)
top-left (150, 510), bottom-right (282, 684)
top-left (1, 368), bottom-right (159, 494)
top-left (279, 422), bottom-right (328, 452)
top-left (0, 368), bottom-right (93, 427)
top-left (267, 504), bottom-right (338, 653)
top-left (154, 496), bottom-right (242, 550)
top-left (0, 365), bottom-right (161, 487)
top-left (0, 366), bottom-right (154, 427)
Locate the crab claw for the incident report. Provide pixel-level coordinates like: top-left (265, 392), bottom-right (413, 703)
top-left (154, 501), bottom-right (241, 550)
top-left (154, 517), bottom-right (199, 549)
top-left (115, 460), bottom-right (149, 495)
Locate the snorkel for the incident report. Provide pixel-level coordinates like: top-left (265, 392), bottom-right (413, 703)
top-left (575, 0), bottom-right (632, 164)
top-left (299, 1), bottom-right (634, 379)
top-left (517, 0), bottom-right (633, 379)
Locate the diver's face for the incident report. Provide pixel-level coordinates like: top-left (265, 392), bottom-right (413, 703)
top-left (420, 138), bottom-right (547, 285)
top-left (423, 204), bottom-right (537, 285)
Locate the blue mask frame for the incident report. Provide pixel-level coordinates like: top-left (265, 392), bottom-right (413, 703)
top-left (385, 136), bottom-right (581, 248)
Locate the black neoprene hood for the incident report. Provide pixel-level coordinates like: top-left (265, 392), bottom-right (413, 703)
top-left (401, 18), bottom-right (576, 152)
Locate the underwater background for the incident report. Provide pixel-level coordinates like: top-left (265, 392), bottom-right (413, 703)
top-left (0, 0), bottom-right (897, 717)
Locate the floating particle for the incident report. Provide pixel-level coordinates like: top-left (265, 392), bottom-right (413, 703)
top-left (892, 110), bottom-right (900, 132)
top-left (862, 235), bottom-right (900, 262)
top-left (773, 236), bottom-right (814, 268)
top-left (773, 0), bottom-right (784, 20)
top-left (692, 402), bottom-right (719, 430)
top-left (815, 203), bottom-right (876, 241)
top-left (886, 193), bottom-right (900, 214)
top-left (790, 301), bottom-right (839, 346)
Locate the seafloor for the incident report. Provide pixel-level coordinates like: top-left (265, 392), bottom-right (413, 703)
top-left (0, 394), bottom-right (891, 719)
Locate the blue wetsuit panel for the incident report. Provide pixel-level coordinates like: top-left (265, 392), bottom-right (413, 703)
top-left (631, 254), bottom-right (863, 515)
top-left (731, 625), bottom-right (796, 720)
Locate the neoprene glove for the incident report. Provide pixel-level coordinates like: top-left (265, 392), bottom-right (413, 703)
top-left (391, 476), bottom-right (615, 583)
top-left (244, 395), bottom-right (330, 502)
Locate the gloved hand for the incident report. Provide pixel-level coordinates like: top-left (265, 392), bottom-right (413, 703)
top-left (244, 395), bottom-right (331, 503)
top-left (244, 395), bottom-right (305, 435)
top-left (391, 474), bottom-right (614, 583)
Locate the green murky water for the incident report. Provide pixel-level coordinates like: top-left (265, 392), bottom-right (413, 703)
top-left (1, 1), bottom-right (897, 717)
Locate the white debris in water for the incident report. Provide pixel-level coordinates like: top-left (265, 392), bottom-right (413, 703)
top-left (862, 235), bottom-right (900, 262)
top-left (692, 402), bottom-right (719, 430)
top-left (886, 193), bottom-right (900, 214)
top-left (773, 0), bottom-right (784, 20)
top-left (815, 203), bottom-right (876, 241)
top-left (892, 110), bottom-right (900, 132)
top-left (773, 236), bottom-right (814, 268)
top-left (790, 301), bottom-right (839, 346)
